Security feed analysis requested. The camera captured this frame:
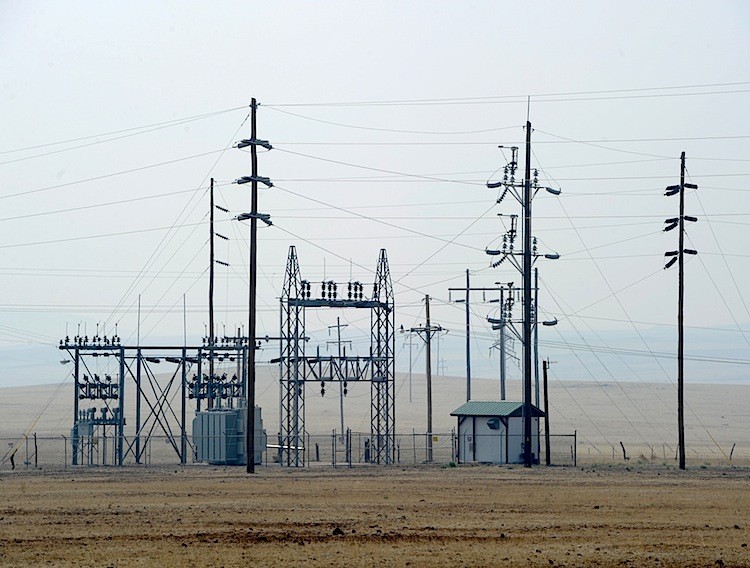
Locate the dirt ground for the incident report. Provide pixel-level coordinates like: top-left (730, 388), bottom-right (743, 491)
top-left (0, 464), bottom-right (748, 567)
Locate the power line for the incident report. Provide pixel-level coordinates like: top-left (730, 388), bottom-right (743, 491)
top-left (264, 81), bottom-right (750, 106)
top-left (0, 148), bottom-right (228, 202)
top-left (0, 105), bottom-right (248, 156)
top-left (0, 107), bottom-right (248, 166)
top-left (273, 147), bottom-right (483, 185)
top-left (265, 105), bottom-right (521, 134)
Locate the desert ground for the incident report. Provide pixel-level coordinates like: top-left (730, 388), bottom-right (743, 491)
top-left (1, 371), bottom-right (748, 566)
top-left (0, 464), bottom-right (748, 567)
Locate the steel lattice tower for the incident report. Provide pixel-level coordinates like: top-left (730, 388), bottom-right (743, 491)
top-left (278, 246), bottom-right (395, 466)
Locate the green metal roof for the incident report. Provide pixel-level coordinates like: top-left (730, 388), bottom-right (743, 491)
top-left (450, 400), bottom-right (545, 418)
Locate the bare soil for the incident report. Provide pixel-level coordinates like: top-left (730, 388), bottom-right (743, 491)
top-left (0, 464), bottom-right (748, 567)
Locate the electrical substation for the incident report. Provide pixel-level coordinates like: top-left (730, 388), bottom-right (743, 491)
top-left (58, 244), bottom-right (395, 469)
top-left (277, 245), bottom-right (396, 466)
top-left (60, 333), bottom-right (267, 467)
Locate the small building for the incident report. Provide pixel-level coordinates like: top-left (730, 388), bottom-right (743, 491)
top-left (451, 401), bottom-right (544, 464)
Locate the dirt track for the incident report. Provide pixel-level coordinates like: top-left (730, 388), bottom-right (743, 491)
top-left (0, 464), bottom-right (748, 567)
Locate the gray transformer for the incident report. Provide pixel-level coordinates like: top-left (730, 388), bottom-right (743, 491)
top-left (192, 406), bottom-right (266, 465)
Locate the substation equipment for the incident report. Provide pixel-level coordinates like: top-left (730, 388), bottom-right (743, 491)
top-left (277, 245), bottom-right (396, 466)
top-left (59, 335), bottom-right (266, 466)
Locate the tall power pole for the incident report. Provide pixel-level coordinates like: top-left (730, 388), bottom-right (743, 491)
top-left (522, 120), bottom-right (534, 468)
top-left (209, 178), bottom-right (215, 403)
top-left (485, 126), bottom-right (561, 467)
top-left (234, 98), bottom-right (273, 473)
top-left (247, 101), bottom-right (259, 474)
top-left (464, 269), bottom-right (471, 400)
top-left (410, 295), bottom-right (444, 462)
top-left (664, 151), bottom-right (698, 471)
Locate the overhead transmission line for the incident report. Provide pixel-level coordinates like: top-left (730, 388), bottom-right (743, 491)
top-left (0, 105), bottom-right (248, 157)
top-left (0, 148), bottom-right (228, 202)
top-left (264, 81), bottom-right (750, 106)
top-left (102, 111), bottom-right (252, 333)
top-left (273, 147), bottom-right (484, 186)
top-left (0, 106), bottom-right (248, 166)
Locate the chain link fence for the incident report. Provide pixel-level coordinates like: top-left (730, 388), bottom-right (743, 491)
top-left (3, 432), bottom-right (745, 470)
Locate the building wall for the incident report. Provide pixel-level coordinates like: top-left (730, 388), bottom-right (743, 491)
top-left (508, 416), bottom-right (540, 464)
top-left (458, 415), bottom-right (505, 464)
top-left (458, 415), bottom-right (540, 465)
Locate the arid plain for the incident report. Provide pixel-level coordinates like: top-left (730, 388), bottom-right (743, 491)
top-left (1, 370), bottom-right (749, 566)
top-left (1, 464), bottom-right (749, 567)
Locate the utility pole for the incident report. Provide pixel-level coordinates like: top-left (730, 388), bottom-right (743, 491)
top-left (209, 178), bottom-right (215, 404)
top-left (234, 98), bottom-right (273, 474)
top-left (522, 120), bottom-right (534, 468)
top-left (449, 275), bottom-right (504, 402)
top-left (327, 317), bottom-right (350, 442)
top-left (464, 269), bottom-right (471, 400)
top-left (534, 267), bottom-right (540, 407)
top-left (543, 359), bottom-right (551, 466)
top-left (410, 295), bottom-right (444, 462)
top-left (664, 151), bottom-right (698, 471)
top-left (485, 125), bottom-right (561, 467)
top-left (246, 101), bottom-right (258, 474)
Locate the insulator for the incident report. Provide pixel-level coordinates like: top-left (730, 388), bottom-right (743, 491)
top-left (321, 384), bottom-right (326, 397)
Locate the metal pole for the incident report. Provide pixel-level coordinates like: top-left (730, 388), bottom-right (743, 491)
top-left (247, 98), bottom-right (258, 474)
top-left (465, 269), bottom-right (471, 401)
top-left (425, 295), bottom-right (433, 462)
top-left (678, 151), bottom-right (686, 471)
top-left (543, 359), bottom-right (551, 466)
top-left (522, 120), bottom-right (533, 467)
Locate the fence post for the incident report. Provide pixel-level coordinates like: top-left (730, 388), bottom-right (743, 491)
top-left (346, 429), bottom-right (352, 468)
top-left (62, 435), bottom-right (67, 470)
top-left (332, 430), bottom-right (336, 468)
top-left (573, 430), bottom-right (577, 467)
top-left (34, 433), bottom-right (38, 469)
top-left (412, 429), bottom-right (416, 465)
top-left (24, 434), bottom-right (29, 469)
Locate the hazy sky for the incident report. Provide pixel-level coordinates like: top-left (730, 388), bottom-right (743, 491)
top-left (2, 2), bottom-right (750, 391)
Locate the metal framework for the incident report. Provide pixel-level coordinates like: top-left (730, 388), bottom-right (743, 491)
top-left (278, 246), bottom-right (395, 466)
top-left (60, 336), bottom-right (246, 466)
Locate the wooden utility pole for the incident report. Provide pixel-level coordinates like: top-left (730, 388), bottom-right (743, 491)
top-left (209, 178), bottom-right (215, 402)
top-left (246, 99), bottom-right (259, 474)
top-left (410, 295), bottom-right (444, 463)
top-left (678, 152), bottom-right (685, 471)
top-left (425, 296), bottom-right (434, 462)
top-left (543, 359), bottom-right (551, 466)
top-left (664, 151), bottom-right (697, 471)
top-left (464, 269), bottom-right (471, 401)
top-left (522, 120), bottom-right (533, 468)
top-left (449, 275), bottom-right (504, 402)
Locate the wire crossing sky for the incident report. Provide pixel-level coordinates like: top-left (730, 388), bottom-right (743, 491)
top-left (1, 2), bottom-right (749, 395)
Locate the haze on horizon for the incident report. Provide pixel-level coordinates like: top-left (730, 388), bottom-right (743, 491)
top-left (1, 2), bottom-right (749, 396)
